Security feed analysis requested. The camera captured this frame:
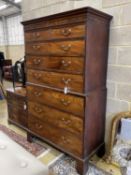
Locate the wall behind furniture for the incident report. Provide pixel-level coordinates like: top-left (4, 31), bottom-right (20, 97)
top-left (0, 14), bottom-right (24, 64)
top-left (22, 0), bottom-right (131, 147)
top-left (0, 19), bottom-right (7, 57)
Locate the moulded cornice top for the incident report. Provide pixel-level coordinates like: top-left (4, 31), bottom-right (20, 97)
top-left (22, 6), bottom-right (113, 25)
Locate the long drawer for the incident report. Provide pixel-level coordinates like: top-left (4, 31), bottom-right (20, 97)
top-left (27, 69), bottom-right (84, 93)
top-left (26, 40), bottom-right (85, 56)
top-left (27, 85), bottom-right (84, 117)
top-left (25, 24), bottom-right (85, 42)
top-left (26, 56), bottom-right (84, 74)
top-left (23, 14), bottom-right (86, 31)
top-left (28, 101), bottom-right (83, 136)
top-left (28, 115), bottom-right (83, 157)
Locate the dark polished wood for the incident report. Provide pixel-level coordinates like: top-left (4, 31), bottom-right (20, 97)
top-left (28, 101), bottom-right (83, 136)
top-left (26, 40), bottom-right (85, 56)
top-left (27, 85), bottom-right (84, 117)
top-left (6, 88), bottom-right (28, 129)
top-left (22, 13), bottom-right (87, 31)
top-left (25, 24), bottom-right (85, 42)
top-left (23, 7), bottom-right (112, 175)
top-left (8, 104), bottom-right (27, 127)
top-left (29, 115), bottom-right (83, 157)
top-left (22, 7), bottom-right (111, 31)
top-left (27, 69), bottom-right (84, 93)
top-left (26, 56), bottom-right (84, 74)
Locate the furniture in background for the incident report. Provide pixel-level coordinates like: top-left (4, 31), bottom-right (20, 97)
top-left (7, 87), bottom-right (27, 130)
top-left (3, 59), bottom-right (12, 81)
top-left (108, 112), bottom-right (131, 175)
top-left (0, 52), bottom-right (5, 83)
top-left (12, 57), bottom-right (26, 89)
top-left (0, 52), bottom-right (12, 81)
top-left (0, 82), bottom-right (6, 99)
top-left (109, 112), bottom-right (131, 157)
top-left (22, 7), bottom-right (112, 175)
top-left (0, 51), bottom-right (12, 81)
top-left (0, 52), bottom-right (4, 63)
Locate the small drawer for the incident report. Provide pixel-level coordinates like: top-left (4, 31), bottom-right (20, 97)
top-left (26, 40), bottom-right (85, 57)
top-left (27, 85), bottom-right (84, 117)
top-left (26, 56), bottom-right (84, 74)
top-left (6, 90), bottom-right (26, 109)
top-left (8, 105), bottom-right (27, 127)
top-left (23, 14), bottom-right (86, 31)
top-left (25, 24), bottom-right (85, 42)
top-left (27, 69), bottom-right (84, 93)
top-left (28, 116), bottom-right (83, 157)
top-left (28, 101), bottom-right (83, 136)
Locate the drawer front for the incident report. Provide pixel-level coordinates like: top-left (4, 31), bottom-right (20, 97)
top-left (26, 56), bottom-right (84, 74)
top-left (25, 24), bottom-right (85, 42)
top-left (27, 85), bottom-right (84, 117)
top-left (28, 101), bottom-right (83, 136)
top-left (28, 116), bottom-right (83, 157)
top-left (7, 93), bottom-right (26, 109)
top-left (26, 40), bottom-right (85, 56)
top-left (24, 14), bottom-right (86, 31)
top-left (8, 105), bottom-right (27, 127)
top-left (27, 69), bottom-right (84, 93)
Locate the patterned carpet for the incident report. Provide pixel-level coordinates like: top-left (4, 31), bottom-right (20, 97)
top-left (50, 155), bottom-right (112, 175)
top-left (0, 124), bottom-right (46, 156)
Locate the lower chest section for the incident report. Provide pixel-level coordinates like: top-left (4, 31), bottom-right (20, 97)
top-left (27, 84), bottom-right (85, 157)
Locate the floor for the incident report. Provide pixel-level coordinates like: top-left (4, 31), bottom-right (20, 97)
top-left (0, 81), bottom-right (122, 175)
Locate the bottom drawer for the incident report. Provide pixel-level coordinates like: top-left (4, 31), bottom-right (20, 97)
top-left (28, 116), bottom-right (83, 157)
top-left (28, 101), bottom-right (83, 136)
top-left (8, 105), bottom-right (27, 128)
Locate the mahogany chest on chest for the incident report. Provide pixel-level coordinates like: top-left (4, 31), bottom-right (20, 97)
top-left (22, 7), bottom-right (112, 175)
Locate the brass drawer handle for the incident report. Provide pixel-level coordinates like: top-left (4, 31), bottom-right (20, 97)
top-left (61, 28), bottom-right (72, 36)
top-left (32, 45), bottom-right (40, 50)
top-left (33, 59), bottom-right (41, 65)
top-left (34, 107), bottom-right (43, 114)
top-left (61, 60), bottom-right (71, 67)
top-left (34, 91), bottom-right (42, 97)
top-left (33, 32), bottom-right (40, 38)
top-left (61, 78), bottom-right (71, 85)
top-left (60, 99), bottom-right (71, 106)
top-left (61, 136), bottom-right (70, 144)
top-left (35, 123), bottom-right (43, 129)
top-left (33, 73), bottom-right (42, 79)
top-left (60, 44), bottom-right (71, 52)
top-left (65, 120), bottom-right (71, 125)
top-left (61, 118), bottom-right (71, 125)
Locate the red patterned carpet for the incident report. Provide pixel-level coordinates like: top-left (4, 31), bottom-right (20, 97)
top-left (0, 124), bottom-right (46, 156)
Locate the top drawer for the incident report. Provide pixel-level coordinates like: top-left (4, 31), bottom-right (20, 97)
top-left (23, 13), bottom-right (86, 31)
top-left (25, 24), bottom-right (85, 42)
